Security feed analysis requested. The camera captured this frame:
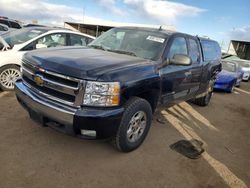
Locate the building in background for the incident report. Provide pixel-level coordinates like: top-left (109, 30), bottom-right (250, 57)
top-left (228, 40), bottom-right (250, 60)
top-left (64, 20), bottom-right (176, 37)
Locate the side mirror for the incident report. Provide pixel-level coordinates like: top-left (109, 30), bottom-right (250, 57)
top-left (169, 54), bottom-right (191, 66)
top-left (36, 43), bottom-right (47, 49)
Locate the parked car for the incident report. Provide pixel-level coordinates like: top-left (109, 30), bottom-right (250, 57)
top-left (0, 17), bottom-right (22, 29)
top-left (221, 53), bottom-right (240, 61)
top-left (0, 23), bottom-right (9, 34)
top-left (23, 24), bottom-right (46, 28)
top-left (214, 60), bottom-right (243, 92)
top-left (0, 27), bottom-right (95, 90)
top-left (15, 27), bottom-right (221, 152)
top-left (233, 59), bottom-right (250, 81)
top-left (222, 54), bottom-right (250, 81)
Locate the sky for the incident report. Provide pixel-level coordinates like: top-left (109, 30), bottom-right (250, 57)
top-left (1, 0), bottom-right (250, 50)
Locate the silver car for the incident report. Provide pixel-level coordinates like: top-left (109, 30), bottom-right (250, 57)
top-left (234, 59), bottom-right (250, 81)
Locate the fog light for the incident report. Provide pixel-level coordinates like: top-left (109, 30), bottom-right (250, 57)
top-left (81, 129), bottom-right (96, 137)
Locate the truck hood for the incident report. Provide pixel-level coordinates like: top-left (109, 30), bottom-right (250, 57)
top-left (24, 47), bottom-right (151, 80)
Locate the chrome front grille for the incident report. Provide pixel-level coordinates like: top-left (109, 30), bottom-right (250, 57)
top-left (21, 59), bottom-right (85, 107)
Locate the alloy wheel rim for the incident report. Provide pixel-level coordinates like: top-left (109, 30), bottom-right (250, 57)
top-left (0, 68), bottom-right (21, 89)
top-left (127, 111), bottom-right (147, 143)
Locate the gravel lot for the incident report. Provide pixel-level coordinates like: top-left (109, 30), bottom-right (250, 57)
top-left (0, 83), bottom-right (249, 188)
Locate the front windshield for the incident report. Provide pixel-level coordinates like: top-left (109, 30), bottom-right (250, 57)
top-left (222, 61), bottom-right (236, 72)
top-left (88, 28), bottom-right (167, 60)
top-left (1, 28), bottom-right (48, 47)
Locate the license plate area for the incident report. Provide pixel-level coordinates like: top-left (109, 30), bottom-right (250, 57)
top-left (29, 110), bottom-right (47, 126)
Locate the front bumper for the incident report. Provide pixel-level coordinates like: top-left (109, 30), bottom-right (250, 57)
top-left (213, 82), bottom-right (232, 91)
top-left (15, 80), bottom-right (124, 139)
top-left (242, 73), bottom-right (249, 81)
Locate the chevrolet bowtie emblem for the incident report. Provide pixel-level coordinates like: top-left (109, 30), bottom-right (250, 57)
top-left (34, 75), bottom-right (44, 86)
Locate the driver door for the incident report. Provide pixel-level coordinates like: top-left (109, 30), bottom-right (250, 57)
top-left (160, 35), bottom-right (193, 104)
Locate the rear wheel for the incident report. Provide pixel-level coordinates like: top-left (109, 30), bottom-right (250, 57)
top-left (112, 97), bottom-right (152, 152)
top-left (193, 80), bottom-right (213, 106)
top-left (0, 65), bottom-right (21, 91)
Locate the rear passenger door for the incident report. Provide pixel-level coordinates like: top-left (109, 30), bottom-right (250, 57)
top-left (160, 35), bottom-right (193, 104)
top-left (187, 37), bottom-right (202, 96)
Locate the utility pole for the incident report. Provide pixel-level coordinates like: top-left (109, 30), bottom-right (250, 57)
top-left (83, 7), bottom-right (85, 24)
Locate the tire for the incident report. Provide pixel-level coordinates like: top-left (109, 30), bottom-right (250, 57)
top-left (193, 80), bottom-right (213, 107)
top-left (229, 83), bottom-right (235, 93)
top-left (0, 65), bottom-right (21, 91)
top-left (235, 79), bottom-right (241, 88)
top-left (194, 91), bottom-right (212, 106)
top-left (112, 97), bottom-right (152, 152)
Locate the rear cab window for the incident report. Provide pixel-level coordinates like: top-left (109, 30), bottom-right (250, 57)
top-left (200, 39), bottom-right (221, 61)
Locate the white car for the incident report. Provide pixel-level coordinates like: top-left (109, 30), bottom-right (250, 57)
top-left (0, 23), bottom-right (9, 34)
top-left (0, 27), bottom-right (95, 90)
top-left (0, 17), bottom-right (22, 29)
top-left (242, 72), bottom-right (250, 81)
top-left (234, 59), bottom-right (250, 81)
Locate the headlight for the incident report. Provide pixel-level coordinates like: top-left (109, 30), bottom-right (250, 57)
top-left (83, 81), bottom-right (120, 106)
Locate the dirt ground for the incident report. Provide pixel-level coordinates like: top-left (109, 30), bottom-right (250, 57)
top-left (0, 83), bottom-right (249, 188)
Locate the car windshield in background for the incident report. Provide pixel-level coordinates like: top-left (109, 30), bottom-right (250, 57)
top-left (88, 28), bottom-right (167, 60)
top-left (236, 60), bottom-right (250, 68)
top-left (222, 61), bottom-right (236, 72)
top-left (222, 54), bottom-right (240, 60)
top-left (1, 28), bottom-right (47, 47)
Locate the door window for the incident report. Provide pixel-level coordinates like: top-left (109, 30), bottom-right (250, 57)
top-left (36, 33), bottom-right (66, 48)
top-left (70, 34), bottom-right (91, 46)
top-left (168, 37), bottom-right (188, 58)
top-left (188, 38), bottom-right (200, 63)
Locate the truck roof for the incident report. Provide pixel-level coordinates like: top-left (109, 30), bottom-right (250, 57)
top-left (116, 26), bottom-right (212, 41)
top-left (116, 26), bottom-right (175, 35)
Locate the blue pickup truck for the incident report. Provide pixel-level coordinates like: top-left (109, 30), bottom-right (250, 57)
top-left (15, 27), bottom-right (221, 152)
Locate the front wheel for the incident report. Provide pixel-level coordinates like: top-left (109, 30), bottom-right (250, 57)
top-left (229, 83), bottom-right (235, 93)
top-left (112, 97), bottom-right (152, 152)
top-left (0, 65), bottom-right (21, 91)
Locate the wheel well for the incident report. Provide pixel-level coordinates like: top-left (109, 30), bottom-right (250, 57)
top-left (0, 64), bottom-right (20, 70)
top-left (134, 90), bottom-right (159, 113)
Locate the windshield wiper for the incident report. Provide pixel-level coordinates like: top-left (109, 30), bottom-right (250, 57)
top-left (88, 44), bottom-right (107, 51)
top-left (107, 49), bottom-right (137, 57)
